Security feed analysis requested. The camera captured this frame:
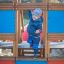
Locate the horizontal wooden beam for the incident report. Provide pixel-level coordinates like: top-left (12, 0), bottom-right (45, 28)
top-left (0, 3), bottom-right (64, 10)
top-left (0, 33), bottom-right (16, 41)
top-left (48, 3), bottom-right (64, 10)
top-left (48, 34), bottom-right (64, 41)
top-left (16, 3), bottom-right (47, 10)
top-left (16, 57), bottom-right (47, 60)
top-left (0, 3), bottom-right (14, 10)
top-left (0, 56), bottom-right (15, 60)
top-left (48, 57), bottom-right (64, 60)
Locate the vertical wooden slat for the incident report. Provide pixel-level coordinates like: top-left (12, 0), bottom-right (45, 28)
top-left (18, 10), bottom-right (20, 42)
top-left (40, 11), bottom-right (45, 58)
top-left (21, 10), bottom-right (24, 41)
top-left (48, 41), bottom-right (50, 57)
top-left (16, 10), bottom-right (20, 57)
top-left (43, 10), bottom-right (48, 58)
top-left (13, 37), bottom-right (16, 57)
top-left (16, 9), bottom-right (24, 57)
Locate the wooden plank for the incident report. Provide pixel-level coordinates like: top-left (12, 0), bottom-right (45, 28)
top-left (0, 57), bottom-right (15, 60)
top-left (0, 1), bottom-right (64, 10)
top-left (0, 34), bottom-right (16, 41)
top-left (48, 3), bottom-right (64, 10)
top-left (15, 10), bottom-right (20, 57)
top-left (16, 57), bottom-right (47, 60)
top-left (16, 3), bottom-right (47, 10)
top-left (0, 3), bottom-right (14, 10)
top-left (48, 34), bottom-right (64, 41)
top-left (43, 10), bottom-right (48, 58)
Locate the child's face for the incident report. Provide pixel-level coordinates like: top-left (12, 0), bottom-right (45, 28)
top-left (32, 14), bottom-right (41, 20)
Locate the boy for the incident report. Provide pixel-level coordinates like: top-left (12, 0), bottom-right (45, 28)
top-left (27, 8), bottom-right (43, 58)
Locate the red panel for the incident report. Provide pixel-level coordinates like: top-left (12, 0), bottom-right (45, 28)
top-left (48, 60), bottom-right (64, 64)
top-left (0, 60), bottom-right (15, 64)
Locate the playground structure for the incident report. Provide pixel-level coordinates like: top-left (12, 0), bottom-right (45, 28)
top-left (0, 0), bottom-right (64, 64)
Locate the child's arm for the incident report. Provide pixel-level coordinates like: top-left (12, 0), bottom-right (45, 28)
top-left (28, 10), bottom-right (33, 21)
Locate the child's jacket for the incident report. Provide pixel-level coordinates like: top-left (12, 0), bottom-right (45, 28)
top-left (27, 10), bottom-right (43, 35)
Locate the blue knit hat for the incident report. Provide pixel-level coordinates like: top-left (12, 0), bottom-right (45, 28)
top-left (32, 8), bottom-right (42, 16)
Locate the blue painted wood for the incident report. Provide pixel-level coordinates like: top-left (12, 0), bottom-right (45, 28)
top-left (0, 10), bottom-right (16, 33)
top-left (16, 60), bottom-right (47, 64)
top-left (48, 10), bottom-right (64, 33)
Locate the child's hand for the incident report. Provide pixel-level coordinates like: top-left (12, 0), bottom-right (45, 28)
top-left (35, 30), bottom-right (40, 34)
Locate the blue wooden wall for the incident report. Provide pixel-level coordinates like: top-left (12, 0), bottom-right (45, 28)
top-left (0, 10), bottom-right (16, 33)
top-left (0, 10), bottom-right (64, 34)
top-left (48, 10), bottom-right (64, 33)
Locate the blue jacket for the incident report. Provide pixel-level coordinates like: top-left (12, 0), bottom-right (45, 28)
top-left (27, 10), bottom-right (43, 35)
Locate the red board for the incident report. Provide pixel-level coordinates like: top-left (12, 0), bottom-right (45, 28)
top-left (48, 60), bottom-right (64, 64)
top-left (0, 60), bottom-right (15, 64)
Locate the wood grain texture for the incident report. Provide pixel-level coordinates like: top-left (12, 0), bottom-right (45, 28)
top-left (0, 34), bottom-right (16, 41)
top-left (48, 34), bottom-right (64, 41)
